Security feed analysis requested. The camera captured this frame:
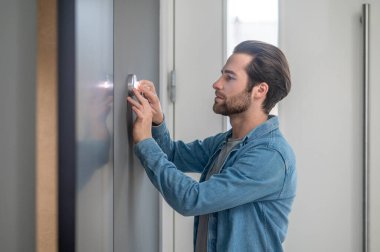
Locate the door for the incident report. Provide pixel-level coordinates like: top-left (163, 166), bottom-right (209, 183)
top-left (159, 0), bottom-right (225, 251)
top-left (59, 0), bottom-right (161, 251)
top-left (58, 0), bottom-right (114, 251)
top-left (279, 1), bottom-right (380, 251)
top-left (114, 0), bottom-right (160, 251)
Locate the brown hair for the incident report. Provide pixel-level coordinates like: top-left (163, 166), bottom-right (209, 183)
top-left (233, 40), bottom-right (291, 114)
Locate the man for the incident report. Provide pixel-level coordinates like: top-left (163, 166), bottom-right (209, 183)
top-left (127, 40), bottom-right (296, 252)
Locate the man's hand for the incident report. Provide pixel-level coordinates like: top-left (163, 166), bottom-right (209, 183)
top-left (136, 80), bottom-right (164, 125)
top-left (127, 88), bottom-right (153, 144)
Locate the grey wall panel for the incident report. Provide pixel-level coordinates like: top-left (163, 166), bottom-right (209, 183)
top-left (114, 0), bottom-right (160, 251)
top-left (0, 1), bottom-right (36, 251)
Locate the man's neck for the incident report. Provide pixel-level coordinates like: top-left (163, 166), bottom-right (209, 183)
top-left (229, 110), bottom-right (268, 140)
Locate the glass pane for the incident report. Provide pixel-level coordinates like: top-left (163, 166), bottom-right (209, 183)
top-left (227, 0), bottom-right (278, 54)
top-left (75, 0), bottom-right (114, 251)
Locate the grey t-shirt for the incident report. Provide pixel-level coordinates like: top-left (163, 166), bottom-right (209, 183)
top-left (195, 138), bottom-right (242, 252)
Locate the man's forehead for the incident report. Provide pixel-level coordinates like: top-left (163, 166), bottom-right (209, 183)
top-left (223, 53), bottom-right (252, 71)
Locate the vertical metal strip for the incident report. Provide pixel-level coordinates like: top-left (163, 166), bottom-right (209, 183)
top-left (362, 3), bottom-right (370, 252)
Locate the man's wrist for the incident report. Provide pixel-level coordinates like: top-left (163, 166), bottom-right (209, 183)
top-left (152, 114), bottom-right (164, 126)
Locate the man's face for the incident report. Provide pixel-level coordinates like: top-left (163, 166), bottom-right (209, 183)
top-left (212, 53), bottom-right (253, 116)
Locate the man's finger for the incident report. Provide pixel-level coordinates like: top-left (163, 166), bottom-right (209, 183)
top-left (131, 105), bottom-right (144, 118)
top-left (127, 96), bottom-right (142, 109)
top-left (142, 89), bottom-right (158, 103)
top-left (133, 88), bottom-right (149, 106)
top-left (138, 80), bottom-right (156, 92)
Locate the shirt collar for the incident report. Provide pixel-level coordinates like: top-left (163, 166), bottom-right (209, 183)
top-left (224, 115), bottom-right (279, 144)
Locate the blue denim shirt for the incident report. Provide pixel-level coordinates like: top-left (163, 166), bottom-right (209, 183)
top-left (134, 116), bottom-right (297, 252)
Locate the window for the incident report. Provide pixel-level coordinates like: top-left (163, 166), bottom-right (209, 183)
top-left (226, 0), bottom-right (278, 54)
top-left (226, 0), bottom-right (279, 120)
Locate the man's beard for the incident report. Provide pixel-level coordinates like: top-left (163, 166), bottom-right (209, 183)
top-left (213, 89), bottom-right (251, 116)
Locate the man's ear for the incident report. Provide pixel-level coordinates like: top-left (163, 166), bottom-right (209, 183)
top-left (253, 82), bottom-right (269, 99)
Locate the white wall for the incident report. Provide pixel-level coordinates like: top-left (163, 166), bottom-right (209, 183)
top-left (368, 3), bottom-right (380, 250)
top-left (164, 0), bottom-right (380, 251)
top-left (279, 0), bottom-right (379, 251)
top-left (0, 1), bottom-right (36, 251)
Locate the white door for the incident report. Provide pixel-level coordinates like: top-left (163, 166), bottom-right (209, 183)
top-left (159, 0), bottom-right (225, 251)
top-left (280, 0), bottom-right (380, 251)
top-left (174, 1), bottom-right (225, 251)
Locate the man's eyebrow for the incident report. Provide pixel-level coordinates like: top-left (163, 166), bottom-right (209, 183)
top-left (221, 69), bottom-right (237, 75)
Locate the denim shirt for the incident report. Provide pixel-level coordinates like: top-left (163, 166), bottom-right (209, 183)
top-left (134, 116), bottom-right (297, 252)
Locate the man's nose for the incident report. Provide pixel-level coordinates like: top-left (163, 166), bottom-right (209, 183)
top-left (212, 77), bottom-right (223, 90)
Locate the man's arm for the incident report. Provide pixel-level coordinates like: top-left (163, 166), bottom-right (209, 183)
top-left (129, 81), bottom-right (217, 173)
top-left (135, 138), bottom-right (288, 216)
top-left (151, 119), bottom-right (223, 173)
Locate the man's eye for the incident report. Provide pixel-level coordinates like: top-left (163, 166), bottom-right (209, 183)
top-left (225, 75), bottom-right (234, 80)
